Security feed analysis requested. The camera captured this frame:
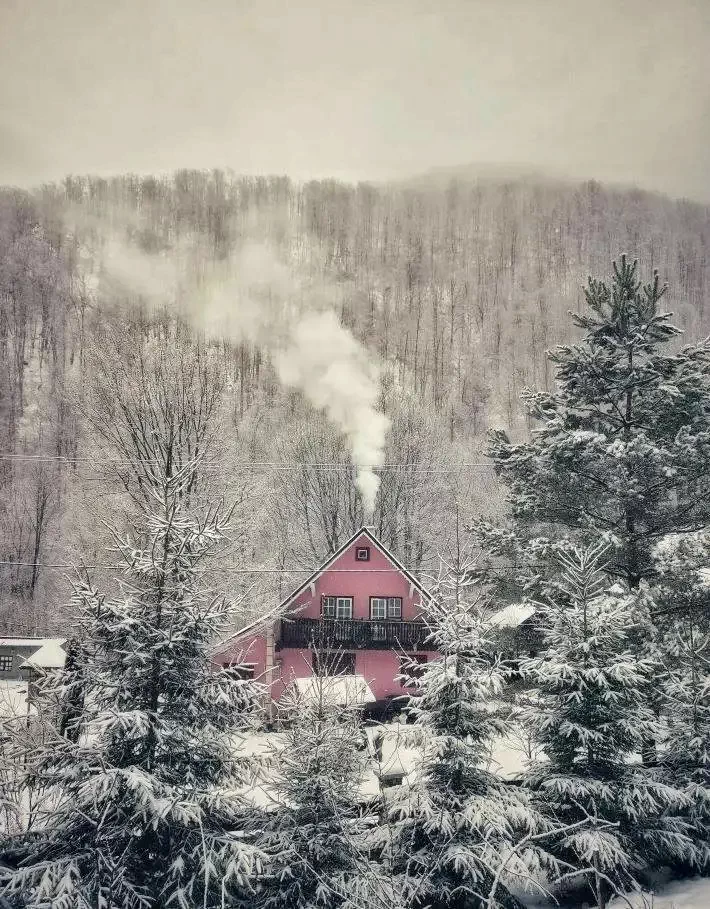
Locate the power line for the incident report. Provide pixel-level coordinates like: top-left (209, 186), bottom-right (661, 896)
top-left (0, 454), bottom-right (497, 470)
top-left (0, 560), bottom-right (520, 573)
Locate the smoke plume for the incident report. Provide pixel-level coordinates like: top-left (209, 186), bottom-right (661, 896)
top-left (77, 226), bottom-right (389, 515)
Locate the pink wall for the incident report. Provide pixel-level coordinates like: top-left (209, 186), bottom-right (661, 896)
top-left (287, 531), bottom-right (425, 620)
top-left (213, 632), bottom-right (267, 680)
top-left (212, 532), bottom-right (440, 703)
top-left (273, 646), bottom-right (439, 700)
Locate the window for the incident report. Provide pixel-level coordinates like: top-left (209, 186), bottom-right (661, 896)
top-left (370, 597), bottom-right (402, 620)
top-left (0, 655), bottom-right (12, 673)
top-left (400, 654), bottom-right (427, 686)
top-left (223, 662), bottom-right (256, 680)
top-left (355, 546), bottom-right (370, 562)
top-left (388, 597), bottom-right (402, 619)
top-left (312, 650), bottom-right (356, 676)
top-left (321, 596), bottom-right (353, 620)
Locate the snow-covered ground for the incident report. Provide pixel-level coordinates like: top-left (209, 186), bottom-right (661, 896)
top-left (547, 877), bottom-right (710, 909)
top-left (0, 680), bottom-right (31, 720)
top-left (523, 877), bottom-right (710, 909)
top-left (4, 696), bottom-right (706, 908)
top-left (606, 879), bottom-right (710, 909)
top-left (230, 718), bottom-right (538, 810)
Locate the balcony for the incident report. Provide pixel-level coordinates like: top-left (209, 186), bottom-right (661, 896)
top-left (278, 617), bottom-right (432, 651)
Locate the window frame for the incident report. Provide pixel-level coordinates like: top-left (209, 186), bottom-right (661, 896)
top-left (369, 596), bottom-right (403, 620)
top-left (355, 546), bottom-right (370, 562)
top-left (0, 654), bottom-right (12, 673)
top-left (321, 595), bottom-right (353, 620)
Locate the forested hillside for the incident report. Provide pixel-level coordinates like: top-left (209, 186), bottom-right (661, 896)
top-left (2, 170), bottom-right (710, 633)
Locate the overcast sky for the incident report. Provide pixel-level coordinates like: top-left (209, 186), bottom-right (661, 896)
top-left (1, 0), bottom-right (708, 200)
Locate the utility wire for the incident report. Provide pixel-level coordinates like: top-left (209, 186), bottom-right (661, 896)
top-left (0, 560), bottom-right (520, 573)
top-left (0, 454), bottom-right (497, 469)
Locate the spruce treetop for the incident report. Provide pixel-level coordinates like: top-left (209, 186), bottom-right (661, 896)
top-left (481, 256), bottom-right (710, 588)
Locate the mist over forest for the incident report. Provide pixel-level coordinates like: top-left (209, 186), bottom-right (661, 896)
top-left (2, 168), bottom-right (709, 634)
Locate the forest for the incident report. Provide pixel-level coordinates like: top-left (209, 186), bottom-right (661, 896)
top-left (1, 167), bottom-right (710, 908)
top-left (2, 169), bottom-right (710, 634)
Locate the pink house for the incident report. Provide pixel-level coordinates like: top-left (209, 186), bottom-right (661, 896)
top-left (212, 527), bottom-right (438, 715)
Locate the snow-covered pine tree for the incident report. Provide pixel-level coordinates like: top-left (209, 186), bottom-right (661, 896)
top-left (0, 464), bottom-right (265, 909)
top-left (651, 533), bottom-right (710, 867)
top-left (253, 672), bottom-right (375, 909)
top-left (473, 255), bottom-right (710, 596)
top-left (380, 538), bottom-right (563, 909)
top-left (521, 543), bottom-right (702, 909)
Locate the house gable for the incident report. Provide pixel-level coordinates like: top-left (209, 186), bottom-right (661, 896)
top-left (279, 527), bottom-right (430, 620)
top-left (211, 528), bottom-right (437, 706)
top-left (214, 527), bottom-right (430, 654)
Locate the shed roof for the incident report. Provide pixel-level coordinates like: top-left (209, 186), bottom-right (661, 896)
top-left (285, 674), bottom-right (376, 707)
top-left (487, 603), bottom-right (536, 629)
top-left (19, 638), bottom-right (67, 669)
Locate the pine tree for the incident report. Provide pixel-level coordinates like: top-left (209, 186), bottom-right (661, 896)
top-left (474, 255), bottom-right (710, 593)
top-left (651, 533), bottom-right (710, 866)
top-left (253, 675), bottom-right (375, 909)
top-left (0, 465), bottom-right (264, 909)
top-left (521, 544), bottom-right (701, 908)
top-left (380, 541), bottom-right (562, 909)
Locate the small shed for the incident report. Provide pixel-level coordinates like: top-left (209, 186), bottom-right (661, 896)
top-left (487, 604), bottom-right (541, 659)
top-left (0, 637), bottom-right (66, 682)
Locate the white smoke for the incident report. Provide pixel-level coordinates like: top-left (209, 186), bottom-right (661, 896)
top-left (100, 238), bottom-right (179, 301)
top-left (78, 227), bottom-right (389, 515)
top-left (275, 311), bottom-right (389, 508)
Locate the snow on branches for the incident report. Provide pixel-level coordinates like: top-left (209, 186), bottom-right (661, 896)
top-left (0, 465), bottom-right (265, 909)
top-left (520, 543), bottom-right (703, 907)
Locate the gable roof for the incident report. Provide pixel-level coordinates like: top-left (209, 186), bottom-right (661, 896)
top-left (0, 637), bottom-right (61, 649)
top-left (488, 604), bottom-right (536, 630)
top-left (19, 638), bottom-right (67, 670)
top-left (277, 526), bottom-right (431, 612)
top-left (212, 527), bottom-right (431, 653)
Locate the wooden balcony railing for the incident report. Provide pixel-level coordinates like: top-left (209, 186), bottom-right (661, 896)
top-left (278, 617), bottom-right (432, 651)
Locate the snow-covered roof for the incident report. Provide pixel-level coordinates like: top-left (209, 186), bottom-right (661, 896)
top-left (0, 637), bottom-right (59, 648)
top-left (488, 603), bottom-right (536, 629)
top-left (286, 674), bottom-right (376, 707)
top-left (214, 610), bottom-right (280, 651)
top-left (19, 638), bottom-right (66, 670)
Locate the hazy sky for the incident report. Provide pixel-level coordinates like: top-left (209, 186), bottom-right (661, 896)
top-left (1, 0), bottom-right (709, 200)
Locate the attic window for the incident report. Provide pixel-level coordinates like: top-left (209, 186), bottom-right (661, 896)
top-left (355, 546), bottom-right (370, 562)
